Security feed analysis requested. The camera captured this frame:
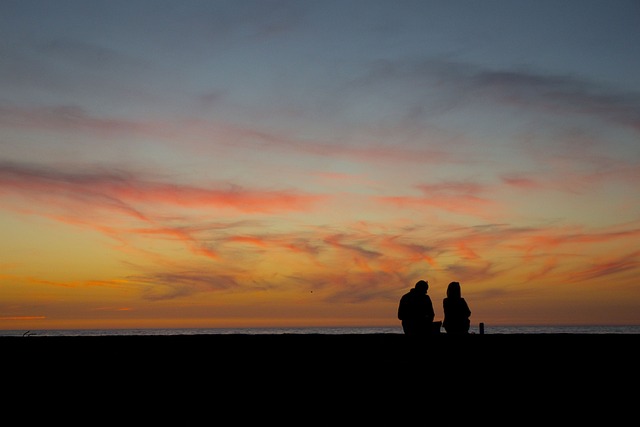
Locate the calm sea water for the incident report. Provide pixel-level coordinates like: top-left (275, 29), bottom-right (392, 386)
top-left (2, 324), bottom-right (640, 337)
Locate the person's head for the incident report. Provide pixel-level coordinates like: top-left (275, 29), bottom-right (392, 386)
top-left (447, 281), bottom-right (461, 299)
top-left (415, 280), bottom-right (428, 294)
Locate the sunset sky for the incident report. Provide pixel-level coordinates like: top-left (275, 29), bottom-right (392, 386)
top-left (1, 0), bottom-right (639, 331)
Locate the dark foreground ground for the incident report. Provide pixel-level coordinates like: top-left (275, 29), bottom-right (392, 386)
top-left (4, 332), bottom-right (637, 373)
top-left (3, 333), bottom-right (637, 421)
top-left (5, 332), bottom-right (637, 360)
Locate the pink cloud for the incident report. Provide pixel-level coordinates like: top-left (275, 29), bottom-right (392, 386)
top-left (0, 161), bottom-right (325, 214)
top-left (377, 180), bottom-right (500, 219)
top-left (566, 250), bottom-right (640, 282)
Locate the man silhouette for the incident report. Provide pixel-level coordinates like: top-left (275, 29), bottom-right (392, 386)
top-left (397, 280), bottom-right (435, 336)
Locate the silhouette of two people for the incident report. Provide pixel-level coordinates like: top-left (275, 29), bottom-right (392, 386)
top-left (397, 280), bottom-right (436, 336)
top-left (442, 281), bottom-right (471, 334)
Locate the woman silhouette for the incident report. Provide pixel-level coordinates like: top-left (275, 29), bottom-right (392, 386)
top-left (442, 281), bottom-right (471, 334)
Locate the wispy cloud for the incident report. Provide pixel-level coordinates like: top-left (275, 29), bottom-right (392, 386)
top-left (0, 160), bottom-right (325, 214)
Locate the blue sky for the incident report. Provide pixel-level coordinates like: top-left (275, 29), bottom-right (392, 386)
top-left (1, 0), bottom-right (639, 329)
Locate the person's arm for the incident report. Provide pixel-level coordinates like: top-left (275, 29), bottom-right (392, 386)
top-left (398, 296), bottom-right (406, 320)
top-left (462, 298), bottom-right (471, 317)
top-left (427, 296), bottom-right (435, 321)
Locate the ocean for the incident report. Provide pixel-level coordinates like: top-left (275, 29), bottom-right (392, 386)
top-left (3, 324), bottom-right (640, 337)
